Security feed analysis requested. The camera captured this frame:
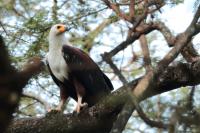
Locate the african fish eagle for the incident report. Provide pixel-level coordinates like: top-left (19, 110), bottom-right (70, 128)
top-left (46, 24), bottom-right (114, 113)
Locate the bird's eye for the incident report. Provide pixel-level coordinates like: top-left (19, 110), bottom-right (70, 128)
top-left (57, 26), bottom-right (61, 29)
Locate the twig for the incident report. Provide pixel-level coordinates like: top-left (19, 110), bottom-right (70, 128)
top-left (187, 86), bottom-right (196, 110)
top-left (0, 21), bottom-right (9, 36)
top-left (134, 100), bottom-right (169, 129)
top-left (18, 101), bottom-right (38, 111)
top-left (66, 7), bottom-right (108, 24)
top-left (35, 78), bottom-right (59, 97)
top-left (12, 6), bottom-right (27, 19)
top-left (102, 53), bottom-right (128, 84)
top-left (60, 0), bottom-right (69, 8)
top-left (102, 0), bottom-right (131, 21)
top-left (129, 0), bottom-right (135, 21)
top-left (16, 110), bottom-right (34, 117)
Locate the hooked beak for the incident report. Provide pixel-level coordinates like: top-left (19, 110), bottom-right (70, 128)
top-left (57, 25), bottom-right (70, 35)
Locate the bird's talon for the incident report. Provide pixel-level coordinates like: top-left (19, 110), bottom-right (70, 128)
top-left (75, 102), bottom-right (88, 113)
top-left (81, 105), bottom-right (88, 111)
top-left (47, 108), bottom-right (62, 113)
top-left (81, 102), bottom-right (88, 107)
top-left (72, 110), bottom-right (79, 116)
top-left (46, 109), bottom-right (62, 117)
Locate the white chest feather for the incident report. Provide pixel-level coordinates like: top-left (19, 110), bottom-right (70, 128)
top-left (47, 51), bottom-right (68, 82)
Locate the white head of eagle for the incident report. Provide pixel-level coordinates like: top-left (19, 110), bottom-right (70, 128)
top-left (46, 24), bottom-right (114, 113)
top-left (48, 24), bottom-right (68, 50)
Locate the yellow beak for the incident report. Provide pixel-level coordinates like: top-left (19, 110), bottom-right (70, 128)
top-left (58, 25), bottom-right (67, 33)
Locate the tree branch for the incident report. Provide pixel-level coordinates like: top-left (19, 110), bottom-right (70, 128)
top-left (22, 92), bottom-right (50, 111)
top-left (102, 23), bottom-right (156, 60)
top-left (154, 21), bottom-right (176, 47)
top-left (133, 5), bottom-right (200, 99)
top-left (6, 59), bottom-right (200, 133)
top-left (102, 0), bottom-right (130, 21)
top-left (181, 42), bottom-right (200, 63)
top-left (190, 4), bottom-right (200, 26)
top-left (139, 34), bottom-right (152, 72)
top-left (0, 35), bottom-right (45, 133)
top-left (155, 21), bottom-right (200, 63)
top-left (129, 0), bottom-right (135, 20)
top-left (110, 99), bottom-right (134, 133)
top-left (135, 101), bottom-right (169, 129)
top-left (102, 53), bottom-right (128, 84)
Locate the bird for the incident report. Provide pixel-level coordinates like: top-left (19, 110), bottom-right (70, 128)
top-left (46, 24), bottom-right (114, 113)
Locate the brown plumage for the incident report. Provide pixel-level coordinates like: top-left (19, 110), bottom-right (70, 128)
top-left (47, 24), bottom-right (113, 113)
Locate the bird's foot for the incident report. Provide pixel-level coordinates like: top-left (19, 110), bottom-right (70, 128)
top-left (46, 108), bottom-right (63, 117)
top-left (47, 106), bottom-right (63, 113)
top-left (74, 102), bottom-right (88, 113)
top-left (81, 103), bottom-right (88, 111)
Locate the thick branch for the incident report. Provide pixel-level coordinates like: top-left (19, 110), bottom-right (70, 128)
top-left (0, 36), bottom-right (45, 132)
top-left (181, 42), bottom-right (200, 62)
top-left (155, 21), bottom-right (176, 47)
top-left (6, 59), bottom-right (200, 133)
top-left (155, 21), bottom-right (200, 63)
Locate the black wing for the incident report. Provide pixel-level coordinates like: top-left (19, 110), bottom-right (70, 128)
top-left (62, 45), bottom-right (113, 104)
top-left (102, 73), bottom-right (114, 91)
